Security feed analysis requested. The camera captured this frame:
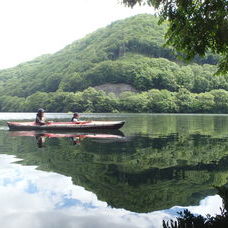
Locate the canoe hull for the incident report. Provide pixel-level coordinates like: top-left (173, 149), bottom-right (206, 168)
top-left (7, 121), bottom-right (125, 131)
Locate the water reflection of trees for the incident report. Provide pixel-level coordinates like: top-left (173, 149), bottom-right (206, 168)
top-left (163, 186), bottom-right (228, 228)
top-left (2, 130), bottom-right (228, 212)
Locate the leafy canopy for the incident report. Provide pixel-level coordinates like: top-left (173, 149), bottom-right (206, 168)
top-left (122, 0), bottom-right (228, 74)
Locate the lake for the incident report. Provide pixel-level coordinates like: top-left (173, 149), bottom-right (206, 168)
top-left (0, 113), bottom-right (226, 228)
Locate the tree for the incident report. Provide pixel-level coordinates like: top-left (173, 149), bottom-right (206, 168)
top-left (58, 73), bottom-right (87, 92)
top-left (81, 87), bottom-right (118, 112)
top-left (0, 96), bottom-right (25, 112)
top-left (122, 0), bottom-right (228, 74)
top-left (147, 89), bottom-right (178, 112)
top-left (194, 92), bottom-right (215, 113)
top-left (119, 91), bottom-right (149, 112)
top-left (45, 73), bottom-right (63, 92)
top-left (176, 88), bottom-right (196, 112)
top-left (210, 89), bottom-right (228, 113)
top-left (25, 92), bottom-right (51, 112)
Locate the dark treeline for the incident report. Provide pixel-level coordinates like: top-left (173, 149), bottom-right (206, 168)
top-left (2, 87), bottom-right (228, 113)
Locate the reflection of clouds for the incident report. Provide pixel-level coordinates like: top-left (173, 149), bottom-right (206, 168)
top-left (183, 195), bottom-right (222, 216)
top-left (0, 154), bottom-right (223, 228)
top-left (162, 195), bottom-right (223, 223)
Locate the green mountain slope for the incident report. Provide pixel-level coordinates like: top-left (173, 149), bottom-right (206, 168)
top-left (0, 14), bottom-right (226, 113)
top-left (0, 15), bottom-right (170, 96)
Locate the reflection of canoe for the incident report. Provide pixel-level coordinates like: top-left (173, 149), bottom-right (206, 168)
top-left (7, 121), bottom-right (125, 130)
top-left (9, 130), bottom-right (125, 148)
top-left (9, 131), bottom-right (124, 139)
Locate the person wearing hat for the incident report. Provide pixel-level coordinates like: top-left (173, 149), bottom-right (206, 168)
top-left (71, 112), bottom-right (79, 122)
top-left (35, 108), bottom-right (46, 125)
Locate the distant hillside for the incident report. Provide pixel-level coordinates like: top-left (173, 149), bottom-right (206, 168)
top-left (0, 14), bottom-right (227, 113)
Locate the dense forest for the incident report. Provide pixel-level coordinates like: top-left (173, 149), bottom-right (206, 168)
top-left (0, 14), bottom-right (227, 113)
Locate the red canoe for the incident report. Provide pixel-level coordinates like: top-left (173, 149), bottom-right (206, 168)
top-left (7, 120), bottom-right (125, 130)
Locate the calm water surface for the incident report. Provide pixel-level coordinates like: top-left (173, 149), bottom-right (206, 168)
top-left (0, 113), bottom-right (227, 228)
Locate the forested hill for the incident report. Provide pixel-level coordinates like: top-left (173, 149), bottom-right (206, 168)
top-left (0, 14), bottom-right (227, 113)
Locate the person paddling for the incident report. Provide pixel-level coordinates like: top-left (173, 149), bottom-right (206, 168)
top-left (71, 112), bottom-right (79, 122)
top-left (35, 108), bottom-right (46, 125)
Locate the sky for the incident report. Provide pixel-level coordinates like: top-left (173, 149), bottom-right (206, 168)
top-left (0, 0), bottom-right (154, 70)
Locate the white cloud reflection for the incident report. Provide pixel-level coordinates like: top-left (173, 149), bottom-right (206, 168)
top-left (0, 154), bottom-right (223, 228)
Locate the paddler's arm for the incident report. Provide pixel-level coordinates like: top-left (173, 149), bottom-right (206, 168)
top-left (35, 116), bottom-right (46, 125)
